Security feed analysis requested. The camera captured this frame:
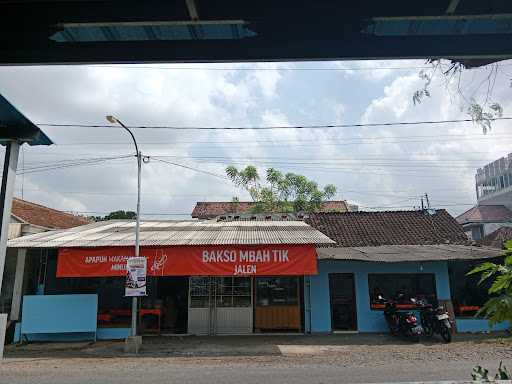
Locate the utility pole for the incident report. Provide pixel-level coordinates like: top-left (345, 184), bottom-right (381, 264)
top-left (106, 116), bottom-right (141, 338)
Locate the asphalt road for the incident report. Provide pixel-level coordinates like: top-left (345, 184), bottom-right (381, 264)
top-left (1, 356), bottom-right (510, 384)
top-left (2, 334), bottom-right (511, 384)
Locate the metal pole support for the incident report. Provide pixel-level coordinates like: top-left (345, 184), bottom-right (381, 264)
top-left (0, 140), bottom-right (20, 358)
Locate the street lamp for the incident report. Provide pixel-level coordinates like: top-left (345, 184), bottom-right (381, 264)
top-left (106, 115), bottom-right (141, 338)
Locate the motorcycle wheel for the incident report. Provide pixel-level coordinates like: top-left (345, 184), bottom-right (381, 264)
top-left (440, 323), bottom-right (452, 343)
top-left (423, 324), bottom-right (433, 337)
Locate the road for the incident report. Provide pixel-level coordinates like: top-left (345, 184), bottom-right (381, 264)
top-left (1, 334), bottom-right (511, 383)
top-left (1, 355), bottom-right (510, 384)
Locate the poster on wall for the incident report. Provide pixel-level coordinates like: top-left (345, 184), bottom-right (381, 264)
top-left (125, 257), bottom-right (147, 297)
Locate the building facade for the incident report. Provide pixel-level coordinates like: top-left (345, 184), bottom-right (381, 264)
top-left (306, 211), bottom-right (506, 333)
top-left (5, 211), bottom-right (507, 342)
top-left (476, 152), bottom-right (512, 209)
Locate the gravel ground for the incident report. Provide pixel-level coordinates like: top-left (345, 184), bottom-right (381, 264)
top-left (1, 333), bottom-right (511, 384)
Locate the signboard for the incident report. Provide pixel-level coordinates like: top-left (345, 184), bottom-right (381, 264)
top-left (125, 257), bottom-right (147, 297)
top-left (57, 245), bottom-right (317, 277)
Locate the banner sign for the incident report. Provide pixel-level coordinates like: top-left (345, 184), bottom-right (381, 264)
top-left (125, 257), bottom-right (147, 297)
top-left (57, 245), bottom-right (317, 277)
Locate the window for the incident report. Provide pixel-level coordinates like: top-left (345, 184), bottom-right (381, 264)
top-left (256, 277), bottom-right (298, 306)
top-left (189, 277), bottom-right (252, 308)
top-left (448, 260), bottom-right (500, 317)
top-left (368, 273), bottom-right (437, 310)
top-left (216, 277), bottom-right (251, 308)
top-left (189, 277), bottom-right (211, 308)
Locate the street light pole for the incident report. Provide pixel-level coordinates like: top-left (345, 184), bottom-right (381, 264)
top-left (106, 115), bottom-right (141, 338)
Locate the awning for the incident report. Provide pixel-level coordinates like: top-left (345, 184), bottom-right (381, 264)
top-left (316, 244), bottom-right (503, 263)
top-left (57, 245), bottom-right (318, 277)
top-left (0, 94), bottom-right (52, 146)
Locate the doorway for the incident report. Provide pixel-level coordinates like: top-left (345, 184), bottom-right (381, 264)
top-left (188, 277), bottom-right (253, 335)
top-left (329, 273), bottom-right (357, 331)
top-left (156, 277), bottom-right (189, 333)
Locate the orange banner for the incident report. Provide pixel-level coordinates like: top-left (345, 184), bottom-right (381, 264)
top-left (57, 245), bottom-right (318, 277)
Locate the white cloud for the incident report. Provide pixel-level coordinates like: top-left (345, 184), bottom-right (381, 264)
top-left (1, 60), bottom-right (511, 218)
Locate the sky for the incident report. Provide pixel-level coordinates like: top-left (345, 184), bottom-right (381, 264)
top-left (0, 59), bottom-right (511, 219)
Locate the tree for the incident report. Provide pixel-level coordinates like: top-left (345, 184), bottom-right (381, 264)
top-left (91, 210), bottom-right (137, 221)
top-left (226, 165), bottom-right (337, 214)
top-left (467, 241), bottom-right (512, 327)
top-left (413, 59), bottom-right (503, 134)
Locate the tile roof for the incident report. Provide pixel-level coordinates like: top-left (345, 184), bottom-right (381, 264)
top-left (11, 198), bottom-right (91, 229)
top-left (481, 226), bottom-right (512, 249)
top-left (456, 205), bottom-right (512, 224)
top-left (191, 200), bottom-right (349, 219)
top-left (7, 219), bottom-right (335, 248)
top-left (306, 210), bottom-right (468, 247)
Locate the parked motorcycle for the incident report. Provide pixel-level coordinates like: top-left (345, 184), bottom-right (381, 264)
top-left (382, 296), bottom-right (423, 342)
top-left (418, 300), bottom-right (452, 343)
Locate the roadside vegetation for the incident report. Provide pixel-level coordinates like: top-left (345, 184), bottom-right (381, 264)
top-left (226, 165), bottom-right (337, 214)
top-left (468, 240), bottom-right (512, 327)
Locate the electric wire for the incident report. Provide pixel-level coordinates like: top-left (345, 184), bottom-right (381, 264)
top-left (36, 116), bottom-right (512, 131)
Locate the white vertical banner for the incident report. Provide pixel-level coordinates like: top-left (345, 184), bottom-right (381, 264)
top-left (125, 257), bottom-right (147, 297)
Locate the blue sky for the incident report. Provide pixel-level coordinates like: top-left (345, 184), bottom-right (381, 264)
top-left (0, 60), bottom-right (510, 218)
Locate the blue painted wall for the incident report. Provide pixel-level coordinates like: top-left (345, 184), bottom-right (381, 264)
top-left (456, 319), bottom-right (510, 333)
top-left (14, 322), bottom-right (130, 342)
top-left (309, 260), bottom-right (451, 333)
top-left (21, 294), bottom-right (97, 337)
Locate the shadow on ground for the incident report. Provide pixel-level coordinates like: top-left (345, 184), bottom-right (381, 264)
top-left (4, 332), bottom-right (511, 360)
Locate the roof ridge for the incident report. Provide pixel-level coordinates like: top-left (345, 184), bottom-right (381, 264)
top-left (13, 197), bottom-right (86, 219)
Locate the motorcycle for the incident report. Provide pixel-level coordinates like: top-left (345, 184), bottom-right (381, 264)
top-left (418, 300), bottom-right (452, 343)
top-left (382, 296), bottom-right (423, 342)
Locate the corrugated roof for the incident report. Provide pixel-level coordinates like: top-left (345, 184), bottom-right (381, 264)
top-left (317, 244), bottom-right (503, 263)
top-left (7, 219), bottom-right (335, 248)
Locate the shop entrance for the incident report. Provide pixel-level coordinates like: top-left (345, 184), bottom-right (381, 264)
top-left (188, 277), bottom-right (252, 335)
top-left (329, 273), bottom-right (357, 331)
top-left (155, 277), bottom-right (189, 334)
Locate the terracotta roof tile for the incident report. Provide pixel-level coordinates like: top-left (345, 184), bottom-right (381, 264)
top-left (481, 226), bottom-right (512, 249)
top-left (11, 198), bottom-right (91, 229)
top-left (306, 210), bottom-right (468, 247)
top-left (191, 200), bottom-right (348, 219)
top-left (456, 205), bottom-right (512, 224)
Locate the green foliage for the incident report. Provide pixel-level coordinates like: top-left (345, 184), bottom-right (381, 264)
top-left (225, 165), bottom-right (337, 214)
top-left (413, 59), bottom-right (503, 134)
top-left (472, 362), bottom-right (511, 382)
top-left (467, 243), bottom-right (512, 327)
top-left (93, 210), bottom-right (137, 221)
top-left (467, 100), bottom-right (503, 135)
